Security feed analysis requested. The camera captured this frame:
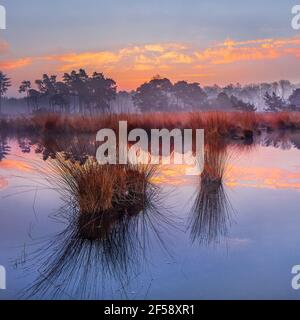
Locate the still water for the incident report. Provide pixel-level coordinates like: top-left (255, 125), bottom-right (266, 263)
top-left (0, 132), bottom-right (300, 300)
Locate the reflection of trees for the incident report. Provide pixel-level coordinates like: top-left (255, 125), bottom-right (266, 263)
top-left (0, 134), bottom-right (10, 161)
top-left (22, 156), bottom-right (171, 299)
top-left (259, 131), bottom-right (300, 150)
top-left (18, 137), bottom-right (32, 154)
top-left (189, 137), bottom-right (233, 245)
top-left (32, 133), bottom-right (96, 163)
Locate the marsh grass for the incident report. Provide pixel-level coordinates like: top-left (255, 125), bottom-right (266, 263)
top-left (48, 154), bottom-right (158, 219)
top-left (3, 111), bottom-right (300, 138)
top-left (19, 152), bottom-right (175, 299)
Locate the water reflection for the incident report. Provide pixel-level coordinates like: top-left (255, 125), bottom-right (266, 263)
top-left (1, 130), bottom-right (300, 299)
top-left (189, 137), bottom-right (232, 245)
top-left (21, 155), bottom-right (172, 299)
top-left (0, 133), bottom-right (10, 161)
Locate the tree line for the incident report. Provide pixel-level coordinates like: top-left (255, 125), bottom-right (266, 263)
top-left (1, 70), bottom-right (300, 114)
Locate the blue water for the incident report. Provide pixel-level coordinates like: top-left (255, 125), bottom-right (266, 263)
top-left (1, 135), bottom-right (300, 300)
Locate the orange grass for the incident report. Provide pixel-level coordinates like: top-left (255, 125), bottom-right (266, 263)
top-left (47, 154), bottom-right (157, 217)
top-left (2, 111), bottom-right (300, 137)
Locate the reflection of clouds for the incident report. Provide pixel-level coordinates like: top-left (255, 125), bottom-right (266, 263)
top-left (151, 165), bottom-right (197, 186)
top-left (0, 176), bottom-right (8, 189)
top-left (153, 147), bottom-right (300, 191)
top-left (225, 237), bottom-right (252, 247)
top-left (0, 159), bottom-right (32, 172)
top-left (226, 166), bottom-right (300, 190)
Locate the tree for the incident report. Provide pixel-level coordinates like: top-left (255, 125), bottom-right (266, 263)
top-left (49, 81), bottom-right (71, 113)
top-left (289, 89), bottom-right (300, 110)
top-left (0, 72), bottom-right (11, 114)
top-left (111, 91), bottom-right (136, 113)
top-left (133, 76), bottom-right (173, 112)
top-left (35, 74), bottom-right (59, 111)
top-left (62, 70), bottom-right (116, 114)
top-left (215, 92), bottom-right (232, 110)
top-left (89, 72), bottom-right (116, 114)
top-left (230, 95), bottom-right (256, 112)
top-left (28, 89), bottom-right (41, 112)
top-left (63, 69), bottom-right (89, 113)
top-left (264, 92), bottom-right (285, 112)
top-left (173, 81), bottom-right (207, 110)
top-left (204, 84), bottom-right (221, 99)
top-left (19, 80), bottom-right (32, 113)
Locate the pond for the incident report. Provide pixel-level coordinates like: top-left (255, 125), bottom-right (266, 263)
top-left (0, 131), bottom-right (300, 300)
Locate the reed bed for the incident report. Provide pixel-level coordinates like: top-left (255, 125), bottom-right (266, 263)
top-left (2, 111), bottom-right (300, 138)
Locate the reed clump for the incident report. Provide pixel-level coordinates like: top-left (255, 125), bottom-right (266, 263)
top-left (50, 155), bottom-right (156, 214)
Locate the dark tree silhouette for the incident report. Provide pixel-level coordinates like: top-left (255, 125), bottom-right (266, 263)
top-left (230, 95), bottom-right (256, 112)
top-left (63, 69), bottom-right (90, 113)
top-left (264, 92), bottom-right (285, 112)
top-left (21, 70), bottom-right (117, 115)
top-left (11, 75), bottom-right (300, 114)
top-left (50, 81), bottom-right (71, 113)
top-left (134, 76), bottom-right (173, 112)
top-left (215, 92), bottom-right (232, 110)
top-left (28, 89), bottom-right (41, 112)
top-left (89, 72), bottom-right (117, 114)
top-left (173, 81), bottom-right (207, 110)
top-left (289, 89), bottom-right (300, 110)
top-left (62, 69), bottom-right (116, 114)
top-left (19, 80), bottom-right (32, 113)
top-left (35, 74), bottom-right (59, 112)
top-left (0, 71), bottom-right (11, 114)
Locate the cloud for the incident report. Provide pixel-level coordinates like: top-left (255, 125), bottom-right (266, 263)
top-left (0, 57), bottom-right (32, 70)
top-left (50, 51), bottom-right (121, 72)
top-left (194, 36), bottom-right (300, 65)
top-left (3, 36), bottom-right (300, 72)
top-left (195, 46), bottom-right (279, 64)
top-left (3, 35), bottom-right (300, 92)
top-left (3, 36), bottom-right (300, 73)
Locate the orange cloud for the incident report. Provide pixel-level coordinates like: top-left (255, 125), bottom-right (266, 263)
top-left (195, 46), bottom-right (279, 64)
top-left (4, 35), bottom-right (300, 92)
top-left (3, 36), bottom-right (300, 73)
top-left (49, 52), bottom-right (121, 72)
top-left (0, 57), bottom-right (32, 70)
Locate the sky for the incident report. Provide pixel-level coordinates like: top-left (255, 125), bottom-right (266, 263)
top-left (0, 0), bottom-right (300, 96)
